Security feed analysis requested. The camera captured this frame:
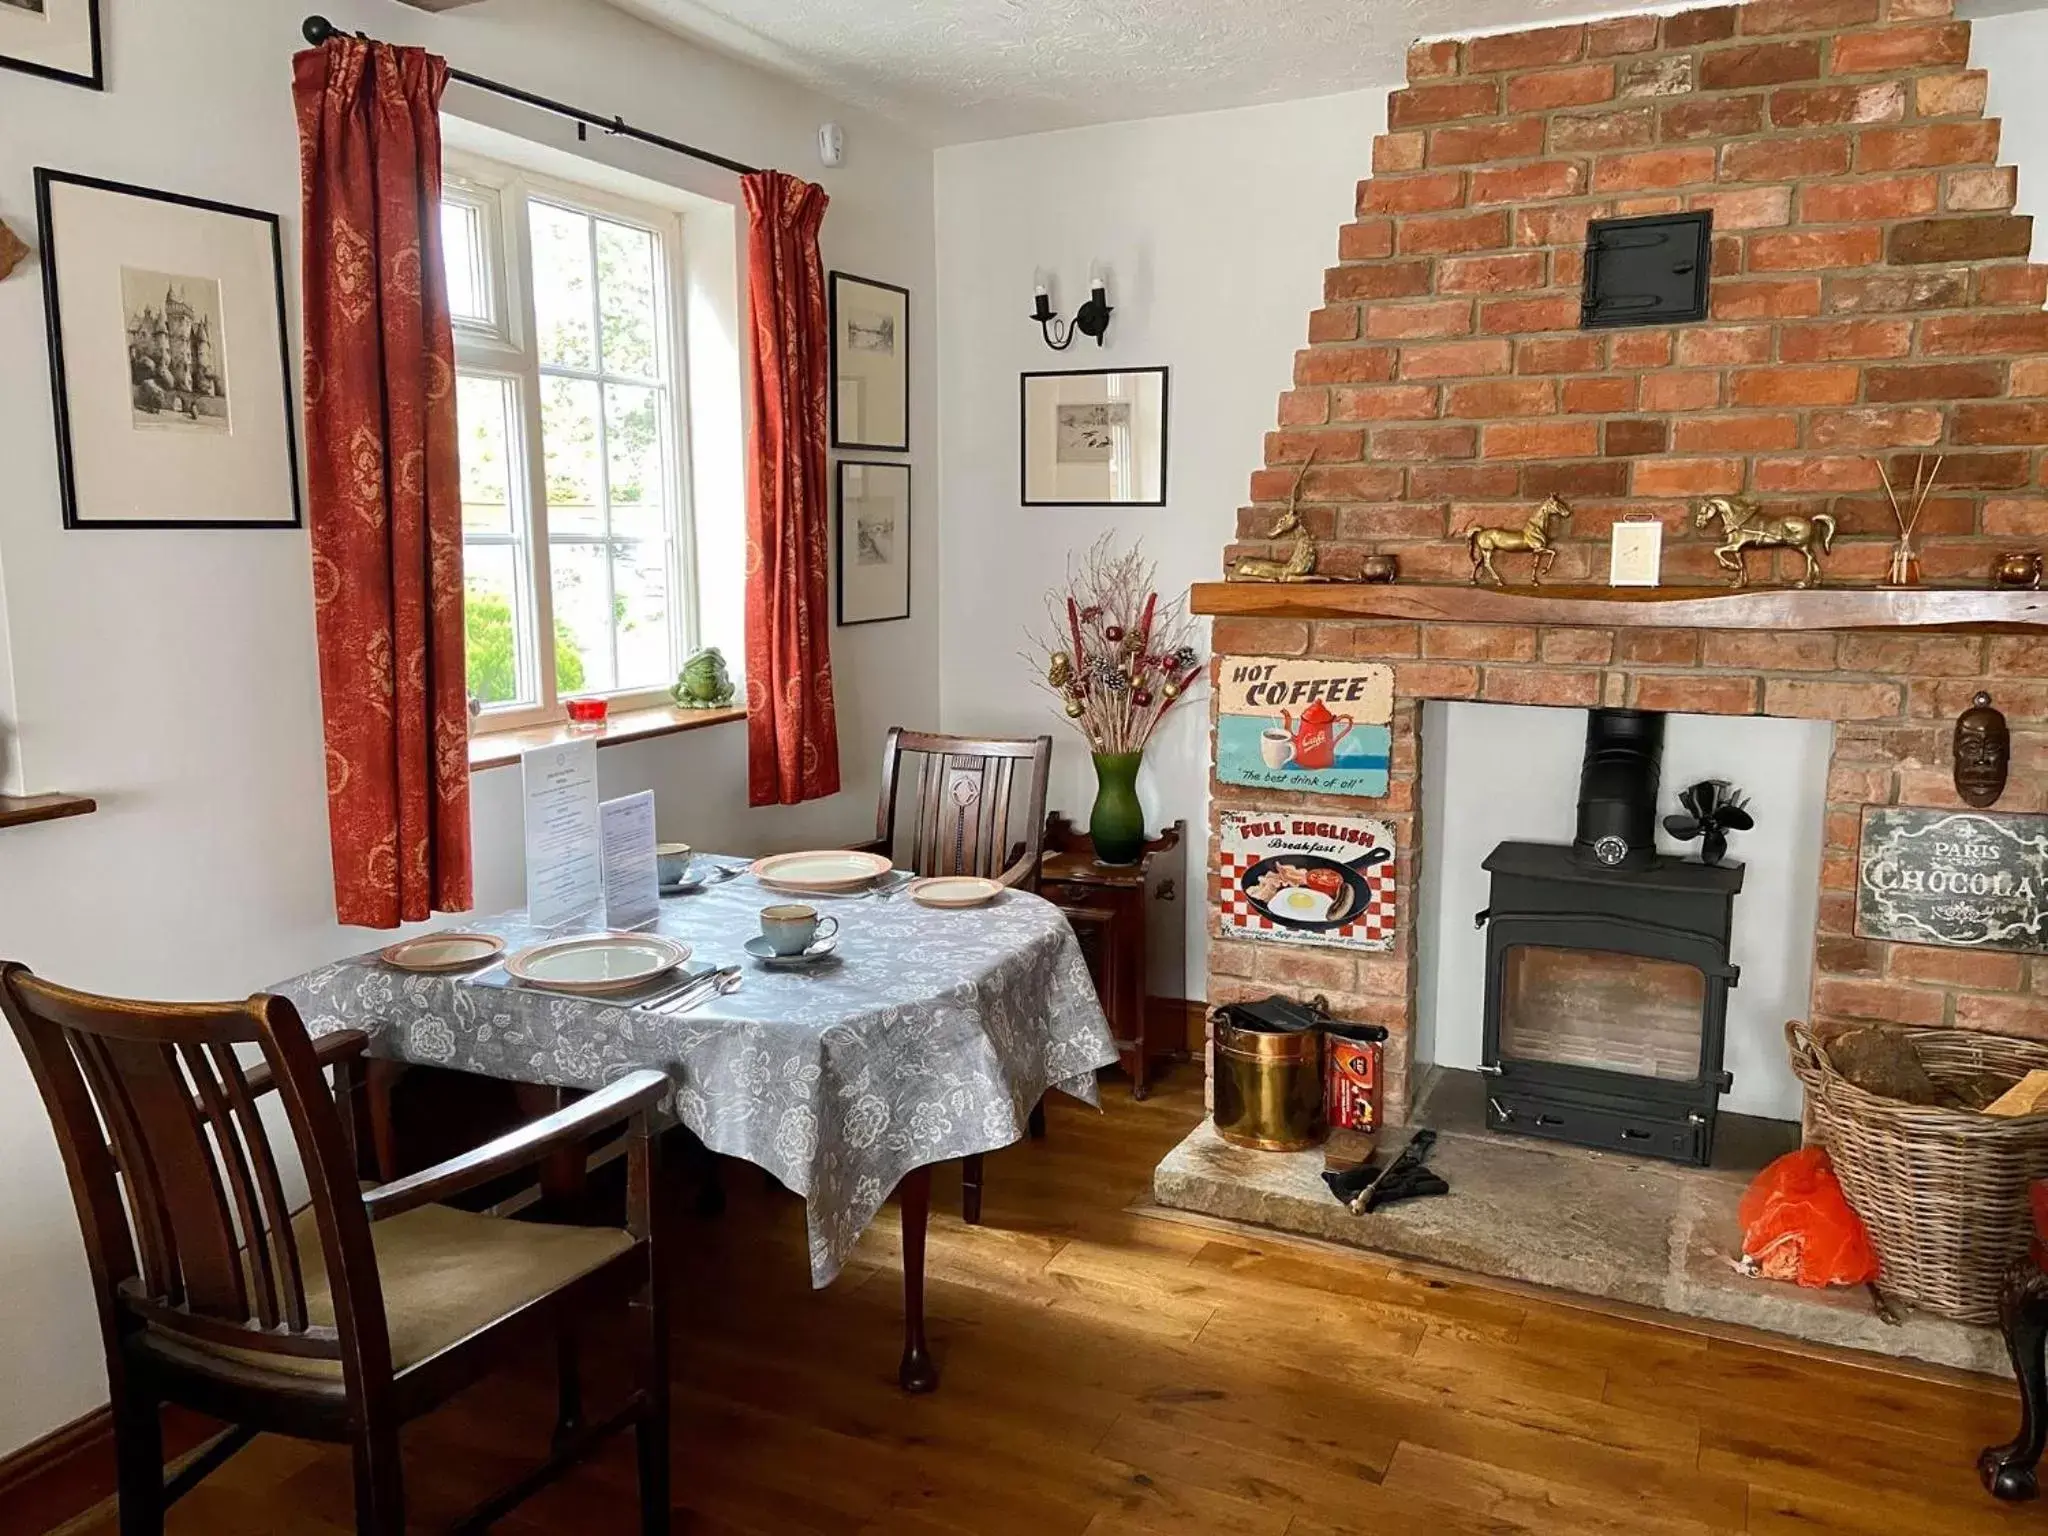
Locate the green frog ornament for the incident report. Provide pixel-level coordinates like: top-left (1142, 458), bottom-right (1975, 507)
top-left (671, 646), bottom-right (736, 710)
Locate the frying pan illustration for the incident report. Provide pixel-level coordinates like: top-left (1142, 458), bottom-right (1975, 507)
top-left (1239, 846), bottom-right (1392, 931)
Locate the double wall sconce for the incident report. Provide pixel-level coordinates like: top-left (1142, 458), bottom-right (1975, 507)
top-left (1031, 271), bottom-right (1113, 350)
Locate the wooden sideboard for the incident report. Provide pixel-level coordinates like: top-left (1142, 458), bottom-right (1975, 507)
top-left (1039, 814), bottom-right (1186, 1099)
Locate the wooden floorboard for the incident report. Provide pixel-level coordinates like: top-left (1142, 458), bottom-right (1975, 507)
top-left (46, 1064), bottom-right (2037, 1534)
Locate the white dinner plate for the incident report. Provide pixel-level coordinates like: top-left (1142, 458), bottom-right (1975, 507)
top-left (504, 933), bottom-right (693, 995)
top-left (750, 849), bottom-right (894, 894)
top-left (907, 876), bottom-right (1005, 910)
top-left (379, 931), bottom-right (506, 973)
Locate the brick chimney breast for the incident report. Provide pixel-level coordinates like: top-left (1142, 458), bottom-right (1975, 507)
top-left (1238, 0), bottom-right (2047, 594)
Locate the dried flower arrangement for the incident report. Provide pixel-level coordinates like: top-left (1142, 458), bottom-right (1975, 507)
top-left (1025, 534), bottom-right (1203, 754)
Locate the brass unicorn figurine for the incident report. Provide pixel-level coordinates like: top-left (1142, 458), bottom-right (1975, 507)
top-left (1468, 495), bottom-right (1572, 586)
top-left (1694, 495), bottom-right (1836, 589)
top-left (1231, 450), bottom-right (1329, 582)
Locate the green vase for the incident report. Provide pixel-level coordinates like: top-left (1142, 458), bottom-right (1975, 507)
top-left (1089, 751), bottom-right (1147, 866)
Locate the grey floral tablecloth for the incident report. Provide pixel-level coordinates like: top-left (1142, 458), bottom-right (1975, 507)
top-left (271, 860), bottom-right (1117, 1285)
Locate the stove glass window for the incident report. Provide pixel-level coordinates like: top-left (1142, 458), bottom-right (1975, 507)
top-left (1498, 945), bottom-right (1705, 1082)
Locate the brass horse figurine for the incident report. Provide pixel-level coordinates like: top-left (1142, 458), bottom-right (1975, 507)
top-left (1468, 495), bottom-right (1572, 586)
top-left (1695, 496), bottom-right (1836, 589)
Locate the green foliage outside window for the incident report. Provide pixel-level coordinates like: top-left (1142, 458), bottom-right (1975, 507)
top-left (464, 587), bottom-right (586, 705)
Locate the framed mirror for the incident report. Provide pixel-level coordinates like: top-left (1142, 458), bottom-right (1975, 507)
top-left (1020, 366), bottom-right (1167, 508)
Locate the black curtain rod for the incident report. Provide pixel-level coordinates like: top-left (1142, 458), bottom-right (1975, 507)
top-left (300, 14), bottom-right (762, 178)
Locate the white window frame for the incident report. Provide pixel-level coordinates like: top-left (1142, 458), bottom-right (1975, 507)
top-left (447, 152), bottom-right (701, 735)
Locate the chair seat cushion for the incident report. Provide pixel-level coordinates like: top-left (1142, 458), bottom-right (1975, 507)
top-left (216, 1203), bottom-right (633, 1378)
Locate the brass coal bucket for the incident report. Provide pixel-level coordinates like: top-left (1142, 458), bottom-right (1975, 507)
top-left (1212, 1010), bottom-right (1327, 1152)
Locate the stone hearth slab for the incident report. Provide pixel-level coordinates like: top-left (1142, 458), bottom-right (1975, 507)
top-left (1152, 1117), bottom-right (2006, 1376)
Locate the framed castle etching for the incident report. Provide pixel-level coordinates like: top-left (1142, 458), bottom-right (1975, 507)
top-left (35, 170), bottom-right (300, 529)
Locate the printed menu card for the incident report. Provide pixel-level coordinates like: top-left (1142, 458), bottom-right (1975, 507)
top-left (521, 741), bottom-right (602, 927)
top-left (599, 790), bottom-right (660, 930)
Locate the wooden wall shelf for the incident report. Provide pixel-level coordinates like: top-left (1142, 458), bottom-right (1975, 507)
top-left (1189, 582), bottom-right (2048, 632)
top-left (0, 793), bottom-right (97, 831)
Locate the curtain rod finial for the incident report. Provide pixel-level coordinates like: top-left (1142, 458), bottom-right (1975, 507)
top-left (303, 15), bottom-right (337, 45)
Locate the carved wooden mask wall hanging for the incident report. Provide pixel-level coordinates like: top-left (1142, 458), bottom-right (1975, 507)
top-left (1954, 692), bottom-right (2009, 808)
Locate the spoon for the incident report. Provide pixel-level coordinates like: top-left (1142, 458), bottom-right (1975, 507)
top-left (659, 966), bottom-right (741, 1015)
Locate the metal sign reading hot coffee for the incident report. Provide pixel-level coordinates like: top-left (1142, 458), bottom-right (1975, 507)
top-left (1215, 657), bottom-right (1393, 798)
top-left (1218, 809), bottom-right (1397, 952)
top-left (1856, 807), bottom-right (2048, 954)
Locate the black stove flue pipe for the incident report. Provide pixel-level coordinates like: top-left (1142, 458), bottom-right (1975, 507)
top-left (1573, 709), bottom-right (1665, 871)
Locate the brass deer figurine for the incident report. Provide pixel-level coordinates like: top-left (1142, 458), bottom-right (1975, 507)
top-left (1694, 495), bottom-right (1836, 589)
top-left (1468, 495), bottom-right (1572, 586)
top-left (1231, 450), bottom-right (1329, 583)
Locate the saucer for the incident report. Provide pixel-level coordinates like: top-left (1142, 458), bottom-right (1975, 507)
top-left (742, 933), bottom-right (839, 968)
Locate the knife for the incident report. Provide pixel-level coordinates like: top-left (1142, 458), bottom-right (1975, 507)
top-left (650, 965), bottom-right (740, 1014)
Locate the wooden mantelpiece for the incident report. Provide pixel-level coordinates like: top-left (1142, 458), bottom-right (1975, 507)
top-left (1189, 583), bottom-right (2048, 632)
top-left (0, 793), bottom-right (97, 831)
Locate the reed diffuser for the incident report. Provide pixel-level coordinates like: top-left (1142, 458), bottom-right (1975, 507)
top-left (1026, 535), bottom-right (1202, 864)
top-left (1879, 455), bottom-right (1941, 588)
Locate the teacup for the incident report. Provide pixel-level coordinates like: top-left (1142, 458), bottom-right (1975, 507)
top-left (1259, 728), bottom-right (1293, 769)
top-left (760, 903), bottom-right (839, 957)
top-left (656, 842), bottom-right (694, 887)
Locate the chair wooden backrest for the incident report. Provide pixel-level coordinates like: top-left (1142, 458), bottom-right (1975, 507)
top-left (873, 728), bottom-right (1054, 891)
top-left (0, 964), bottom-right (387, 1383)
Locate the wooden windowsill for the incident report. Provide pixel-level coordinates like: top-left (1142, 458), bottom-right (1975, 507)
top-left (0, 793), bottom-right (98, 830)
top-left (1189, 581), bottom-right (2048, 632)
top-left (469, 705), bottom-right (746, 772)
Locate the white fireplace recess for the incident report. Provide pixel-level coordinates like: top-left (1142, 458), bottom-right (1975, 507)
top-left (1417, 703), bottom-right (1833, 1122)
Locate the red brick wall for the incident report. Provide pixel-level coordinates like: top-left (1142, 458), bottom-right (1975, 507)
top-left (1207, 0), bottom-right (2048, 1118)
top-left (1231, 0), bottom-right (2047, 588)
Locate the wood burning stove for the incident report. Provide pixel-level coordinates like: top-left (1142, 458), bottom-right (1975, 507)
top-left (1474, 710), bottom-right (1743, 1165)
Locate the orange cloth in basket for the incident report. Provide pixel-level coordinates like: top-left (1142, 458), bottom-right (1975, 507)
top-left (1738, 1147), bottom-right (1879, 1289)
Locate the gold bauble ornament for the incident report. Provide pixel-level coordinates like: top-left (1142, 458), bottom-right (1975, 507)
top-left (1063, 699), bottom-right (1084, 718)
top-left (1047, 650), bottom-right (1072, 689)
top-left (1162, 682), bottom-right (1180, 700)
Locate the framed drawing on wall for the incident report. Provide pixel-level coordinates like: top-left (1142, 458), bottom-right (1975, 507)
top-left (0, 0), bottom-right (103, 90)
top-left (830, 271), bottom-right (909, 453)
top-left (35, 170), bottom-right (301, 529)
top-left (837, 460), bottom-right (911, 625)
top-left (1021, 366), bottom-right (1168, 507)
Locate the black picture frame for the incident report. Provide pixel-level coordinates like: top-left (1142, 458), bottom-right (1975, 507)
top-left (835, 459), bottom-right (911, 626)
top-left (828, 271), bottom-right (910, 454)
top-left (1019, 365), bottom-right (1170, 508)
top-left (0, 0), bottom-right (104, 91)
top-left (35, 168), bottom-right (303, 531)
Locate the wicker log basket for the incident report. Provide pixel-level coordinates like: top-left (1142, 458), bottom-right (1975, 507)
top-left (1788, 1019), bottom-right (2048, 1323)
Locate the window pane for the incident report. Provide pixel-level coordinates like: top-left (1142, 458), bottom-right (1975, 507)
top-left (612, 541), bottom-right (673, 691)
top-left (529, 201), bottom-right (595, 369)
top-left (595, 220), bottom-right (658, 380)
top-left (605, 383), bottom-right (664, 541)
top-left (456, 374), bottom-right (516, 535)
top-left (549, 541), bottom-right (615, 695)
top-left (440, 199), bottom-right (490, 325)
top-left (540, 376), bottom-right (604, 536)
top-left (463, 543), bottom-right (530, 707)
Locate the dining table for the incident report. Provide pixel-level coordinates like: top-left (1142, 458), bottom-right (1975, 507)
top-left (271, 856), bottom-right (1120, 1391)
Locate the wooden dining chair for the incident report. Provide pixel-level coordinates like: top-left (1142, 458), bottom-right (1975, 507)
top-left (1, 962), bottom-right (672, 1536)
top-left (859, 727), bottom-right (1055, 1224)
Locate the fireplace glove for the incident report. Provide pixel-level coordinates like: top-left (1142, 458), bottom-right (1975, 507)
top-left (1324, 1128), bottom-right (1450, 1214)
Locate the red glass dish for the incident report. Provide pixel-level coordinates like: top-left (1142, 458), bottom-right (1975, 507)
top-left (565, 697), bottom-right (609, 729)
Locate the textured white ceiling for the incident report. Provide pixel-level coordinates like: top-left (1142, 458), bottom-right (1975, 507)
top-left (601, 0), bottom-right (1671, 143)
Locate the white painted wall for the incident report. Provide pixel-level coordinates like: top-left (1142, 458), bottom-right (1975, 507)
top-left (1416, 703), bottom-right (1833, 1122)
top-left (933, 86), bottom-right (1395, 997)
top-left (0, 0), bottom-right (934, 1457)
top-left (1967, 3), bottom-right (2048, 261)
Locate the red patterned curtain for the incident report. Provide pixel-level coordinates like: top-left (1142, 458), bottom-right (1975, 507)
top-left (294, 39), bottom-right (472, 927)
top-left (742, 171), bottom-right (841, 807)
